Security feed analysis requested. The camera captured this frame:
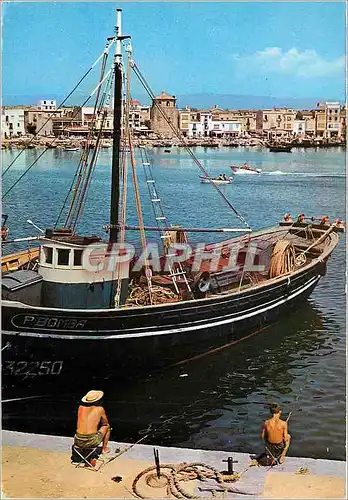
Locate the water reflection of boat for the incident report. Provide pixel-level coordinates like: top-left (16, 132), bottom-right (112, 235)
top-left (3, 302), bottom-right (333, 453)
top-left (231, 164), bottom-right (262, 175)
top-left (200, 175), bottom-right (233, 184)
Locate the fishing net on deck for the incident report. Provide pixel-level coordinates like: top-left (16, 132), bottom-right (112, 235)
top-left (125, 285), bottom-right (179, 306)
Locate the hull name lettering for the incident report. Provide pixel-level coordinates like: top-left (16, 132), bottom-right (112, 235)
top-left (13, 315), bottom-right (87, 330)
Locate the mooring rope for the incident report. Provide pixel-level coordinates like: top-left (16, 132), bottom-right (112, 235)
top-left (132, 462), bottom-right (228, 499)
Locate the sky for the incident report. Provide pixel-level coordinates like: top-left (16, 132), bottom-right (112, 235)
top-left (2, 2), bottom-right (346, 106)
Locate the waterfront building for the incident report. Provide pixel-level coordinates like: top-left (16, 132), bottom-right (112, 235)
top-left (25, 108), bottom-right (61, 137)
top-left (179, 107), bottom-right (191, 137)
top-left (315, 105), bottom-right (326, 137)
top-left (188, 116), bottom-right (204, 138)
top-left (293, 119), bottom-right (306, 136)
top-left (340, 107), bottom-right (346, 140)
top-left (325, 101), bottom-right (341, 138)
top-left (199, 110), bottom-right (214, 137)
top-left (51, 107), bottom-right (84, 137)
top-left (262, 108), bottom-right (296, 139)
top-left (315, 102), bottom-right (344, 139)
top-left (211, 118), bottom-right (242, 137)
top-left (150, 91), bottom-right (179, 138)
top-left (292, 110), bottom-right (316, 138)
top-left (186, 107), bottom-right (244, 138)
top-left (129, 100), bottom-right (151, 135)
top-left (38, 99), bottom-right (57, 111)
top-left (1, 107), bottom-right (26, 138)
top-left (210, 106), bottom-right (257, 134)
top-left (52, 106), bottom-right (113, 138)
top-left (300, 111), bottom-right (316, 136)
top-left (81, 106), bottom-right (97, 128)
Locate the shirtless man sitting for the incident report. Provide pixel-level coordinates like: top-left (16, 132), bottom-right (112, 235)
top-left (74, 390), bottom-right (111, 454)
top-left (260, 403), bottom-right (291, 464)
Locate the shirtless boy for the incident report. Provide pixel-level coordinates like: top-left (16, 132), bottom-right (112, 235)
top-left (74, 390), bottom-right (111, 453)
top-left (260, 403), bottom-right (291, 464)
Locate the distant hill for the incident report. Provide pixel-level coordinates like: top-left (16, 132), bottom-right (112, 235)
top-left (175, 93), bottom-right (342, 111)
top-left (2, 92), bottom-right (343, 111)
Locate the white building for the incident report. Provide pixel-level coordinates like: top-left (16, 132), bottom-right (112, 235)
top-left (200, 111), bottom-right (213, 137)
top-left (38, 99), bottom-right (57, 111)
top-left (1, 107), bottom-right (26, 138)
top-left (211, 120), bottom-right (242, 137)
top-left (189, 120), bottom-right (204, 138)
top-left (293, 119), bottom-right (306, 136)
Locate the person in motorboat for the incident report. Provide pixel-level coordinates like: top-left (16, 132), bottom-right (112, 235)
top-left (74, 390), bottom-right (111, 454)
top-left (222, 173), bottom-right (227, 180)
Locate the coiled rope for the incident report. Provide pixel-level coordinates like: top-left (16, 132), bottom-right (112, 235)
top-left (132, 462), bottom-right (229, 499)
top-left (269, 240), bottom-right (297, 278)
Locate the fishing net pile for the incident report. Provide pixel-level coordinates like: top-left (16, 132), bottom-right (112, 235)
top-left (125, 285), bottom-right (179, 306)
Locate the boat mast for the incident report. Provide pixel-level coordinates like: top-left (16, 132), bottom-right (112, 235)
top-left (109, 9), bottom-right (123, 243)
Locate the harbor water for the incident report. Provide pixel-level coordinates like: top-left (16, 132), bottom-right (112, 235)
top-left (2, 145), bottom-right (346, 460)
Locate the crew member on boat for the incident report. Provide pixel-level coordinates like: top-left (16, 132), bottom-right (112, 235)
top-left (74, 390), bottom-right (111, 453)
top-left (260, 403), bottom-right (291, 464)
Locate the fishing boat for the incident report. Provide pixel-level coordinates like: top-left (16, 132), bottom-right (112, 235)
top-left (2, 247), bottom-right (40, 273)
top-left (268, 144), bottom-right (292, 153)
top-left (200, 175), bottom-right (233, 184)
top-left (231, 164), bottom-right (262, 175)
top-left (1, 10), bottom-right (344, 395)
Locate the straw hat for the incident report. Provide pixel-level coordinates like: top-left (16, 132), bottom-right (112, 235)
top-left (81, 390), bottom-right (104, 404)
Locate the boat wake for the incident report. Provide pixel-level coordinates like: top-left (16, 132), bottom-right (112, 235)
top-left (264, 171), bottom-right (344, 178)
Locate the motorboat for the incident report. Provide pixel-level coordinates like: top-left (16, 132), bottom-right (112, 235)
top-left (231, 164), bottom-right (262, 175)
top-left (200, 175), bottom-right (233, 184)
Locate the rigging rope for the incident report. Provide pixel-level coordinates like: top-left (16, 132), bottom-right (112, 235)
top-left (130, 60), bottom-right (251, 230)
top-left (3, 71), bottom-right (112, 200)
top-left (2, 39), bottom-right (115, 178)
top-left (68, 69), bottom-right (113, 232)
top-left (125, 49), bottom-right (153, 303)
top-left (55, 50), bottom-right (113, 230)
